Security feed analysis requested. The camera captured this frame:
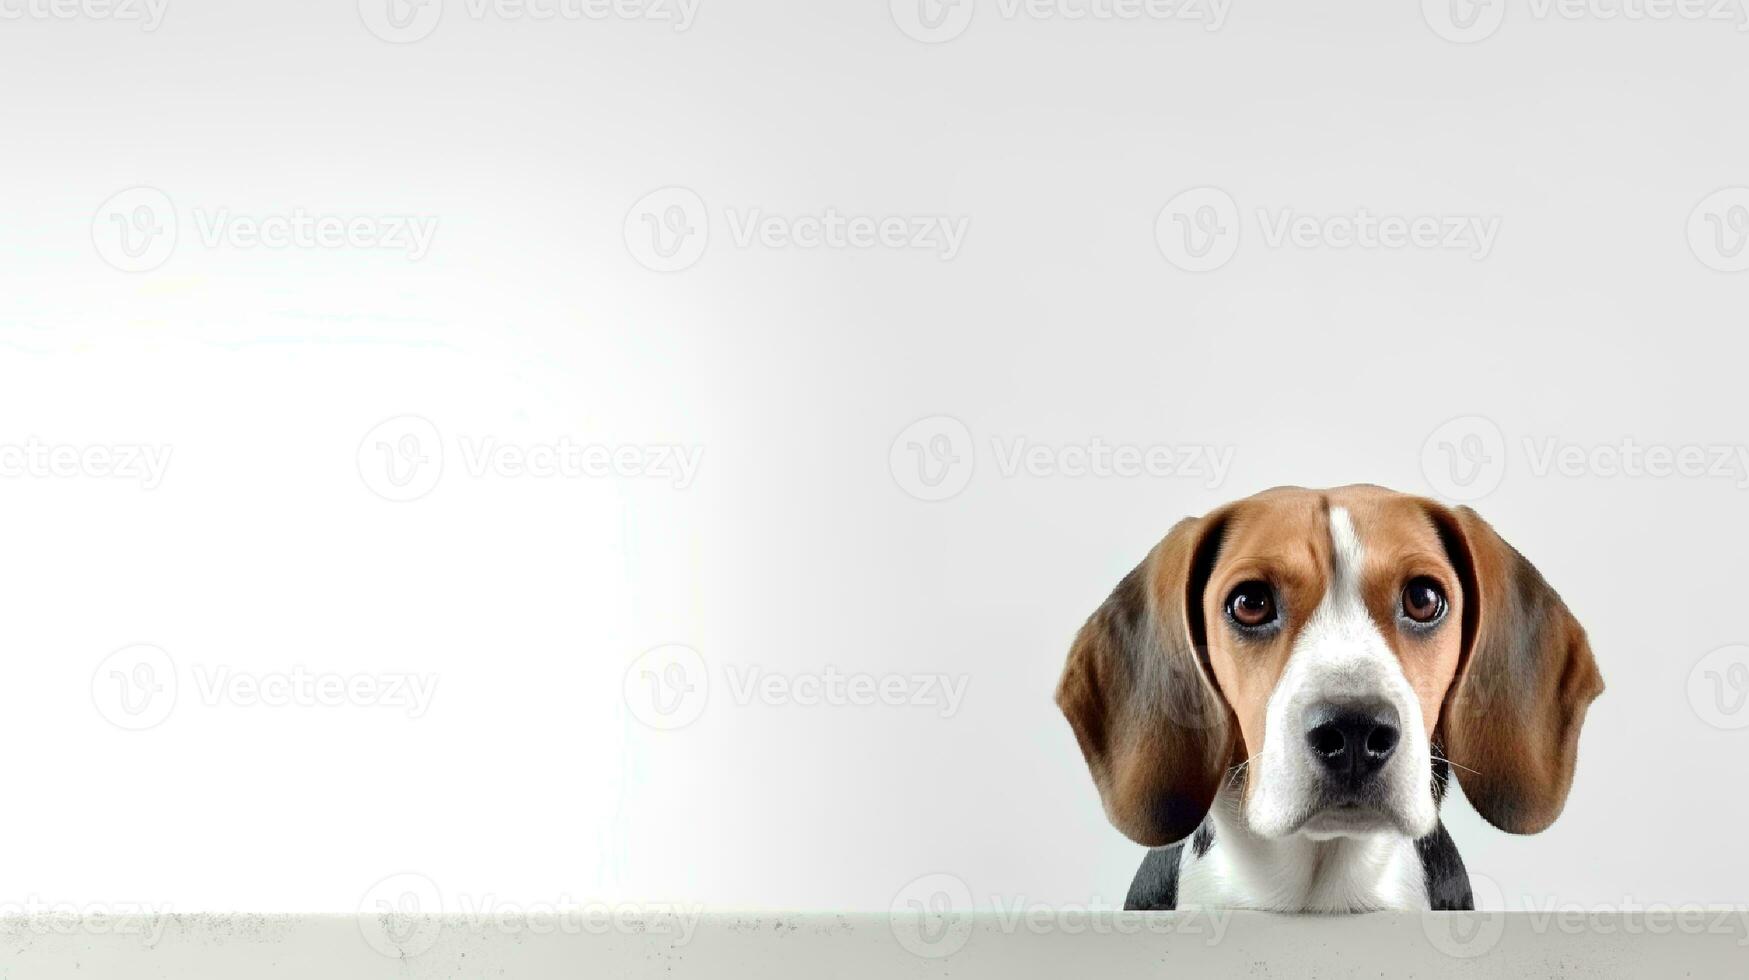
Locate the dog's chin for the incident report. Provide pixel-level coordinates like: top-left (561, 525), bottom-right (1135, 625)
top-left (1297, 804), bottom-right (1410, 841)
top-left (1245, 804), bottom-right (1403, 841)
top-left (1253, 796), bottom-right (1434, 842)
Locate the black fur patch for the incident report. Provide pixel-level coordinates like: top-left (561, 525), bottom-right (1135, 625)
top-left (1414, 821), bottom-right (1474, 911)
top-left (1124, 844), bottom-right (1183, 911)
top-left (1184, 515), bottom-right (1229, 662)
top-left (1192, 821), bottom-right (1215, 859)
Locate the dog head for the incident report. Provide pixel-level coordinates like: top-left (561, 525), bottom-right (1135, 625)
top-left (1055, 485), bottom-right (1603, 846)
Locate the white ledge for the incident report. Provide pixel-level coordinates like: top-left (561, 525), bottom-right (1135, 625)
top-left (2, 911), bottom-right (1746, 977)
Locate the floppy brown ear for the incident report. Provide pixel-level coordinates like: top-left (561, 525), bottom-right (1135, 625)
top-left (1055, 513), bottom-right (1236, 847)
top-left (1431, 504), bottom-right (1605, 835)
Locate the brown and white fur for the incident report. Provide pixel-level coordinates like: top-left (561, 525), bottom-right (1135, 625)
top-left (1056, 486), bottom-right (1604, 912)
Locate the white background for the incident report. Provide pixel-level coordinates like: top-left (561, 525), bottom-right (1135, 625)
top-left (2, 0), bottom-right (1747, 917)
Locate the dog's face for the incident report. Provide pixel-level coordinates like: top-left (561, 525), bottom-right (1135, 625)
top-left (1056, 485), bottom-right (1603, 848)
top-left (1201, 490), bottom-right (1463, 840)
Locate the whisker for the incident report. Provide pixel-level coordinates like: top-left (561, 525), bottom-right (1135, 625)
top-left (1224, 752), bottom-right (1258, 789)
top-left (1430, 753), bottom-right (1481, 776)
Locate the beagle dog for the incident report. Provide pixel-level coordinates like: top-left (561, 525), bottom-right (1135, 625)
top-left (1056, 486), bottom-right (1603, 912)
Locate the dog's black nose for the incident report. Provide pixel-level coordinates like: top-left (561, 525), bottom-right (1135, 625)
top-left (1304, 702), bottom-right (1401, 784)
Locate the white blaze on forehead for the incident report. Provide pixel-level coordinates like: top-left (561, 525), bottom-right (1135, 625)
top-left (1327, 507), bottom-right (1365, 597)
top-left (1299, 507), bottom-right (1381, 670)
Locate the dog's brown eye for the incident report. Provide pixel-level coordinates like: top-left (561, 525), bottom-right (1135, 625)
top-left (1402, 577), bottom-right (1447, 625)
top-left (1226, 581), bottom-right (1277, 630)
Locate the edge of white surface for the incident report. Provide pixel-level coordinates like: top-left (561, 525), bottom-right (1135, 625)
top-left (2, 911), bottom-right (1747, 978)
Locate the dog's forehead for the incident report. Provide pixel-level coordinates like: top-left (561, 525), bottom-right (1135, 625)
top-left (1215, 485), bottom-right (1446, 571)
